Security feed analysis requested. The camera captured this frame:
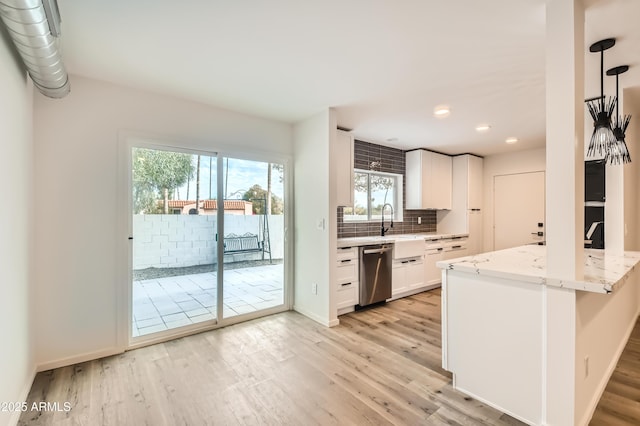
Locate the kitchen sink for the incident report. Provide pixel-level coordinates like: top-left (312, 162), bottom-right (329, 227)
top-left (393, 237), bottom-right (424, 259)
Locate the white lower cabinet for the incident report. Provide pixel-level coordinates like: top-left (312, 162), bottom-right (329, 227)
top-left (336, 247), bottom-right (359, 313)
top-left (443, 237), bottom-right (469, 260)
top-left (392, 257), bottom-right (424, 298)
top-left (407, 257), bottom-right (425, 290)
top-left (424, 248), bottom-right (444, 286)
top-left (336, 236), bottom-right (470, 314)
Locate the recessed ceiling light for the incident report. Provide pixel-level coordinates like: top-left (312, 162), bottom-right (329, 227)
top-left (386, 137), bottom-right (399, 143)
top-left (433, 105), bottom-right (451, 118)
top-left (505, 137), bottom-right (519, 144)
top-left (475, 124), bottom-right (491, 132)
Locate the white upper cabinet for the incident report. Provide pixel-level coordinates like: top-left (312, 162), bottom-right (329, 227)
top-left (467, 155), bottom-right (483, 210)
top-left (406, 149), bottom-right (452, 210)
top-left (436, 154), bottom-right (484, 252)
top-left (451, 154), bottom-right (483, 210)
top-left (335, 130), bottom-right (354, 207)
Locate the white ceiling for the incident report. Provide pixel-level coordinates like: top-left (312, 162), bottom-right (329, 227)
top-left (57, 0), bottom-right (640, 156)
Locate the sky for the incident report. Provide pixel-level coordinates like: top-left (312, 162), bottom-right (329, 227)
top-left (175, 155), bottom-right (285, 201)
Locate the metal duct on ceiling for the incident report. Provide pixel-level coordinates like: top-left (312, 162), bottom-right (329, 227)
top-left (0, 0), bottom-right (69, 98)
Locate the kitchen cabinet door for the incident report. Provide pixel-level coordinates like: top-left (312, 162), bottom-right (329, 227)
top-left (467, 155), bottom-right (483, 210)
top-left (425, 248), bottom-right (444, 285)
top-left (468, 210), bottom-right (483, 255)
top-left (407, 258), bottom-right (425, 290)
top-left (392, 260), bottom-right (409, 297)
top-left (406, 150), bottom-right (452, 209)
top-left (434, 153), bottom-right (452, 209)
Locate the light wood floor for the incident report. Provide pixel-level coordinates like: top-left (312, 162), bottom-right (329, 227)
top-left (20, 290), bottom-right (527, 425)
top-left (590, 317), bottom-right (640, 425)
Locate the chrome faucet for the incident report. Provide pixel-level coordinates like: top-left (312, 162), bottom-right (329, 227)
top-left (381, 203), bottom-right (394, 236)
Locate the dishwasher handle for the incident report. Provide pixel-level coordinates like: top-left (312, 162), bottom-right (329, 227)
top-left (363, 247), bottom-right (390, 255)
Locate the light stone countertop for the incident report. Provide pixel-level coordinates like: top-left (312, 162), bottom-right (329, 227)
top-left (337, 232), bottom-right (469, 248)
top-left (436, 244), bottom-right (640, 294)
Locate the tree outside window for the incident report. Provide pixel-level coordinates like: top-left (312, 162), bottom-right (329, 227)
top-left (344, 171), bottom-right (402, 221)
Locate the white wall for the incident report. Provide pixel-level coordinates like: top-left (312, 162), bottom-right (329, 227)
top-left (0, 28), bottom-right (35, 426)
top-left (33, 75), bottom-right (292, 368)
top-left (575, 267), bottom-right (640, 425)
top-left (293, 110), bottom-right (332, 325)
top-left (482, 148), bottom-right (546, 251)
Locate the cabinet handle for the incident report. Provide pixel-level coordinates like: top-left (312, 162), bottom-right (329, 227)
top-left (401, 260), bottom-right (409, 264)
top-left (409, 259), bottom-right (417, 263)
top-left (437, 248), bottom-right (443, 251)
top-left (340, 282), bottom-right (351, 287)
top-left (339, 246), bottom-right (353, 250)
top-left (452, 245), bottom-right (462, 249)
top-left (340, 259), bottom-right (352, 263)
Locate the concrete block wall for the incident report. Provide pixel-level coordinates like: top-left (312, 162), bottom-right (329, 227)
top-left (133, 214), bottom-right (284, 269)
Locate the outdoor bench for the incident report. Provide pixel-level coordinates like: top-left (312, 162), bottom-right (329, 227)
top-left (223, 233), bottom-right (263, 254)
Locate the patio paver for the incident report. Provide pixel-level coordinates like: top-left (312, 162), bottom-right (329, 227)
top-left (132, 264), bottom-right (283, 337)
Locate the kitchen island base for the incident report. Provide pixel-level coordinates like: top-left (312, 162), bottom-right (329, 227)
top-left (440, 247), bottom-right (640, 426)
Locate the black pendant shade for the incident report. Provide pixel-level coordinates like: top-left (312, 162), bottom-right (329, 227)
top-left (606, 65), bottom-right (632, 164)
top-left (585, 39), bottom-right (618, 159)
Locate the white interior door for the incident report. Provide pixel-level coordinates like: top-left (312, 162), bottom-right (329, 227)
top-left (494, 172), bottom-right (545, 250)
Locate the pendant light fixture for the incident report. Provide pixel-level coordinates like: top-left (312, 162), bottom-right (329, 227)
top-left (585, 39), bottom-right (617, 159)
top-left (605, 65), bottom-right (632, 164)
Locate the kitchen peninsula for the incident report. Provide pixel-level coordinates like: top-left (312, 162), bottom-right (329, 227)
top-left (438, 245), bottom-right (640, 426)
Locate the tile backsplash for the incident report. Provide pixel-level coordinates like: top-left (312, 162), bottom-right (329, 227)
top-left (337, 140), bottom-right (437, 238)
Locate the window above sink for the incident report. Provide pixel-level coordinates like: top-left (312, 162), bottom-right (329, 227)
top-left (343, 170), bottom-right (404, 222)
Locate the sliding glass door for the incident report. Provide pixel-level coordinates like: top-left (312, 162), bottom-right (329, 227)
top-left (129, 144), bottom-right (287, 342)
top-left (131, 147), bottom-right (218, 337)
top-left (220, 157), bottom-right (285, 319)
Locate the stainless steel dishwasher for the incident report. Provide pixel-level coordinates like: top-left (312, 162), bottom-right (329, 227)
top-left (358, 244), bottom-right (393, 307)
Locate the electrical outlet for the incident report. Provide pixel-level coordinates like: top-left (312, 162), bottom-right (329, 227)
top-left (584, 356), bottom-right (589, 378)
top-left (417, 217), bottom-right (422, 225)
top-left (312, 283), bottom-right (318, 295)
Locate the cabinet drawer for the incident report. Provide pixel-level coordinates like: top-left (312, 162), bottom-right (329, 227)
top-left (337, 246), bottom-right (358, 262)
top-left (336, 261), bottom-right (358, 283)
top-left (442, 237), bottom-right (468, 247)
top-left (336, 282), bottom-right (358, 308)
top-left (425, 239), bottom-right (443, 249)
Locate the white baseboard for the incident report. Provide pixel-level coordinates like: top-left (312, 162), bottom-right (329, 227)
top-left (454, 383), bottom-right (536, 426)
top-left (337, 306), bottom-right (355, 316)
top-left (8, 365), bottom-right (37, 426)
top-left (37, 347), bottom-right (124, 373)
top-left (293, 305), bottom-right (333, 327)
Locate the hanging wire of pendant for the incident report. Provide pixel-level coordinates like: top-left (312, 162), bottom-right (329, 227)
top-left (606, 65), bottom-right (632, 164)
top-left (585, 39), bottom-right (617, 159)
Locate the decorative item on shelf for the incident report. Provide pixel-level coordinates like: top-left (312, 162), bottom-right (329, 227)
top-left (606, 65), bottom-right (632, 164)
top-left (585, 38), bottom-right (617, 159)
